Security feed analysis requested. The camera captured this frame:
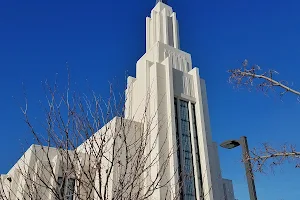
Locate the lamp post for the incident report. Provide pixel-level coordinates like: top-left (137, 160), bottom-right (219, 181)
top-left (220, 136), bottom-right (257, 200)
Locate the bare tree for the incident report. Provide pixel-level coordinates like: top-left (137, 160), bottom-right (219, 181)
top-left (0, 75), bottom-right (183, 200)
top-left (228, 59), bottom-right (300, 99)
top-left (228, 59), bottom-right (300, 172)
top-left (0, 74), bottom-right (218, 200)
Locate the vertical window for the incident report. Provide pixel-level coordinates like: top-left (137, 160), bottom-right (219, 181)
top-left (57, 177), bottom-right (65, 198)
top-left (175, 99), bottom-right (201, 199)
top-left (192, 104), bottom-right (203, 198)
top-left (174, 98), bottom-right (184, 200)
top-left (66, 178), bottom-right (75, 200)
top-left (179, 100), bottom-right (195, 199)
top-left (57, 177), bottom-right (75, 200)
top-left (172, 100), bottom-right (196, 199)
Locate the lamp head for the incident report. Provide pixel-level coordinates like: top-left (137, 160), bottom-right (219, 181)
top-left (220, 140), bottom-right (240, 149)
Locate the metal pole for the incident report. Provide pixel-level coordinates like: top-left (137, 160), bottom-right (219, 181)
top-left (240, 136), bottom-right (257, 200)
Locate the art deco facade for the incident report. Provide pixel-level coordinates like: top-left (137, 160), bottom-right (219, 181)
top-left (0, 1), bottom-right (235, 200)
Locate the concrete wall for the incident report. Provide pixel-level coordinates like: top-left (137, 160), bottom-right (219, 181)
top-left (2, 117), bottom-right (145, 200)
top-left (2, 145), bottom-right (72, 200)
top-left (77, 117), bottom-right (144, 199)
top-left (222, 179), bottom-right (235, 200)
top-left (123, 2), bottom-right (231, 199)
top-left (146, 3), bottom-right (180, 50)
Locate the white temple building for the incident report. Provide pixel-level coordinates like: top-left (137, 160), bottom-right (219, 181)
top-left (0, 1), bottom-right (235, 200)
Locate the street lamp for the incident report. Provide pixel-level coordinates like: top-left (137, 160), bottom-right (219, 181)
top-left (220, 136), bottom-right (257, 200)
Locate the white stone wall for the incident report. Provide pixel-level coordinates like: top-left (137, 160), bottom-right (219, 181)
top-left (222, 179), bottom-right (235, 200)
top-left (2, 117), bottom-right (145, 200)
top-left (124, 2), bottom-right (233, 200)
top-left (77, 117), bottom-right (144, 200)
top-left (2, 145), bottom-right (72, 200)
top-left (146, 3), bottom-right (179, 50)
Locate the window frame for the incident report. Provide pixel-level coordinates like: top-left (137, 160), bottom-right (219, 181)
top-left (57, 176), bottom-right (75, 200)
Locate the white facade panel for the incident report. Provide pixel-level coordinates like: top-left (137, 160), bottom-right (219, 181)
top-left (223, 179), bottom-right (235, 200)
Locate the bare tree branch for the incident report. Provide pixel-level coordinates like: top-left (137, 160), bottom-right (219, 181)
top-left (228, 59), bottom-right (300, 100)
top-left (228, 59), bottom-right (300, 173)
top-left (250, 143), bottom-right (300, 173)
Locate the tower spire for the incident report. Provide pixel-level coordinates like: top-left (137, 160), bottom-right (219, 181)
top-left (156, 0), bottom-right (168, 5)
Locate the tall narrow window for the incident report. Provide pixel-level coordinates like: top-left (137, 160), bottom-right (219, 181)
top-left (192, 103), bottom-right (204, 199)
top-left (57, 177), bottom-right (75, 200)
top-left (57, 177), bottom-right (65, 198)
top-left (66, 178), bottom-right (75, 200)
top-left (179, 100), bottom-right (196, 199)
top-left (174, 98), bottom-right (184, 200)
top-left (174, 99), bottom-right (199, 199)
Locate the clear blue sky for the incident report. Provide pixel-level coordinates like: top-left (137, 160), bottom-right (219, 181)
top-left (1, 0), bottom-right (300, 199)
